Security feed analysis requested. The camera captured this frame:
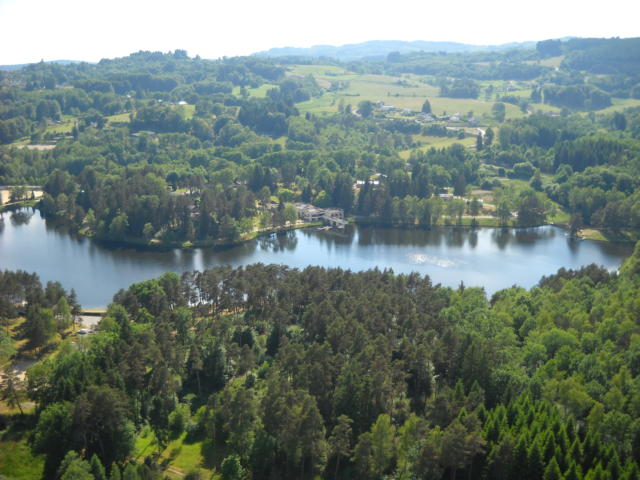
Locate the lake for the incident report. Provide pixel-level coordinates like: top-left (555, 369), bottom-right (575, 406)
top-left (0, 208), bottom-right (634, 308)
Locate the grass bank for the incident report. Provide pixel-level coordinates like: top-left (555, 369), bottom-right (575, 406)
top-left (578, 228), bottom-right (640, 243)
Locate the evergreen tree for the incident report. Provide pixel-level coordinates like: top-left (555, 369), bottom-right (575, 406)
top-left (90, 455), bottom-right (106, 480)
top-left (109, 463), bottom-right (121, 480)
top-left (564, 461), bottom-right (583, 480)
top-left (330, 415), bottom-right (353, 478)
top-left (122, 464), bottom-right (139, 480)
top-left (528, 441), bottom-right (545, 480)
top-left (543, 457), bottom-right (563, 480)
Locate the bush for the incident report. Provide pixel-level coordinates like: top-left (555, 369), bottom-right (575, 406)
top-left (511, 162), bottom-right (535, 180)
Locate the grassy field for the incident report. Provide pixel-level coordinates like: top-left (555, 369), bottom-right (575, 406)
top-left (288, 64), bottom-right (352, 76)
top-left (44, 114), bottom-right (75, 135)
top-left (399, 135), bottom-right (476, 159)
top-left (0, 439), bottom-right (44, 480)
top-left (0, 421), bottom-right (45, 480)
top-left (523, 55), bottom-right (565, 68)
top-left (579, 228), bottom-right (640, 243)
top-left (291, 65), bottom-right (524, 120)
top-left (595, 97), bottom-right (640, 114)
top-left (105, 112), bottom-right (131, 124)
top-left (288, 65), bottom-right (587, 121)
top-left (135, 428), bottom-right (218, 479)
top-left (177, 104), bottom-right (196, 120)
top-left (530, 102), bottom-right (561, 114)
top-left (232, 83), bottom-right (276, 98)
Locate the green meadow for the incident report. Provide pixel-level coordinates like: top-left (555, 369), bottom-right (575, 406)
top-left (44, 114), bottom-right (75, 135)
top-left (134, 428), bottom-right (218, 479)
top-left (292, 66), bottom-right (526, 120)
top-left (105, 112), bottom-right (132, 124)
top-left (232, 83), bottom-right (276, 98)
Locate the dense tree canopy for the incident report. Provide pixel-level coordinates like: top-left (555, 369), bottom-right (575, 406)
top-left (1, 248), bottom-right (639, 478)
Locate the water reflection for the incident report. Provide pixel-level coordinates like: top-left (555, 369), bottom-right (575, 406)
top-left (566, 236), bottom-right (581, 255)
top-left (258, 231), bottom-right (299, 252)
top-left (513, 227), bottom-right (557, 245)
top-left (446, 229), bottom-right (465, 248)
top-left (0, 209), bottom-right (634, 308)
top-left (10, 210), bottom-right (33, 226)
top-left (469, 230), bottom-right (478, 249)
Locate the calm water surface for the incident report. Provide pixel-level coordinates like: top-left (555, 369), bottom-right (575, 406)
top-left (0, 208), bottom-right (633, 308)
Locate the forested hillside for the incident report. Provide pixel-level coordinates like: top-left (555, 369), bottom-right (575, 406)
top-left (2, 251), bottom-right (640, 478)
top-left (1, 38), bottom-right (640, 246)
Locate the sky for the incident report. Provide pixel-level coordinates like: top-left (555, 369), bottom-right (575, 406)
top-left (0, 0), bottom-right (638, 64)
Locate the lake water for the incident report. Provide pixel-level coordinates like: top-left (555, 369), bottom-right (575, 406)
top-left (0, 208), bottom-right (634, 308)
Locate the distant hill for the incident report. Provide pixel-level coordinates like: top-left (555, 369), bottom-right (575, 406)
top-left (253, 40), bottom-right (538, 61)
top-left (0, 59), bottom-right (85, 71)
top-left (560, 37), bottom-right (640, 75)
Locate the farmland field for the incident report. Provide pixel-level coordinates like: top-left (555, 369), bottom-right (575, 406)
top-left (399, 135), bottom-right (476, 159)
top-left (293, 66), bottom-right (525, 120)
top-left (44, 114), bottom-right (75, 134)
top-left (105, 112), bottom-right (131, 124)
top-left (232, 83), bottom-right (276, 98)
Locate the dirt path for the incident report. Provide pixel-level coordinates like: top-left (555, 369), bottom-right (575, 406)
top-left (6, 358), bottom-right (37, 382)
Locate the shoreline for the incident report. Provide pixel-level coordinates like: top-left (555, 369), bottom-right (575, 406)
top-left (7, 206), bottom-right (636, 250)
top-left (576, 228), bottom-right (640, 244)
top-left (56, 217), bottom-right (324, 251)
top-left (0, 199), bottom-right (39, 213)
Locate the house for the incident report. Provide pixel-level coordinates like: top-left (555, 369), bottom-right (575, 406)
top-left (295, 203), bottom-right (325, 222)
top-left (294, 203), bottom-right (346, 227)
top-left (354, 180), bottom-right (380, 188)
top-left (323, 208), bottom-right (344, 220)
top-left (416, 113), bottom-right (435, 123)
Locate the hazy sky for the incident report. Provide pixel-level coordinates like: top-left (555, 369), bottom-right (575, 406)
top-left (0, 0), bottom-right (637, 64)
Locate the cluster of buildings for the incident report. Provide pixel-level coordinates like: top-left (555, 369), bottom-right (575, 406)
top-left (374, 102), bottom-right (479, 126)
top-left (294, 203), bottom-right (347, 228)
